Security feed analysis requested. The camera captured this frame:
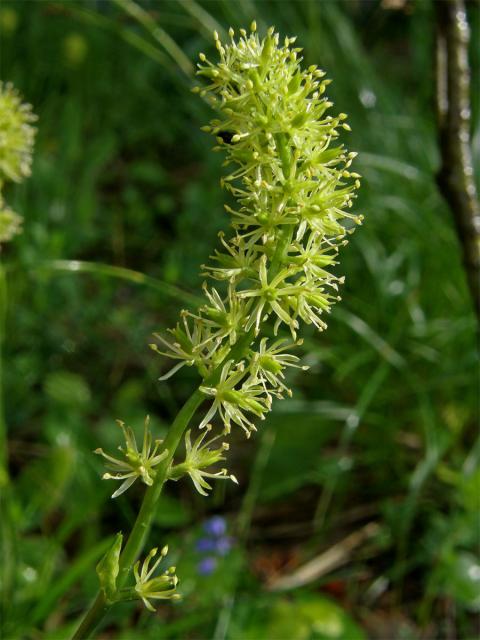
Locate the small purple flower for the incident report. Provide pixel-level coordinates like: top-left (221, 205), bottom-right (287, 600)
top-left (195, 537), bottom-right (217, 553)
top-left (215, 536), bottom-right (232, 556)
top-left (203, 515), bottom-right (226, 537)
top-left (197, 556), bottom-right (217, 576)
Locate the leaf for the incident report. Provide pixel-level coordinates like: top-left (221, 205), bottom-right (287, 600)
top-left (16, 443), bottom-right (77, 526)
top-left (44, 371), bottom-right (91, 409)
top-left (241, 593), bottom-right (365, 640)
top-left (440, 552), bottom-right (480, 611)
top-left (153, 494), bottom-right (193, 528)
top-left (96, 533), bottom-right (123, 601)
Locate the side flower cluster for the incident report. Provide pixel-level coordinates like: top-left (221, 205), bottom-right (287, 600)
top-left (96, 417), bottom-right (236, 498)
top-left (96, 534), bottom-right (179, 610)
top-left (169, 426), bottom-right (238, 496)
top-left (133, 545), bottom-right (180, 611)
top-left (151, 23), bottom-right (362, 449)
top-left (95, 416), bottom-right (168, 498)
top-left (0, 82), bottom-right (37, 244)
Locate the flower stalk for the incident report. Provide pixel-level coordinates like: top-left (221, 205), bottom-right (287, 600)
top-left (73, 21), bottom-right (362, 638)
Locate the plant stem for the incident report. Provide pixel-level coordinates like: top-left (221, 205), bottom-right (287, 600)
top-left (117, 389), bottom-right (204, 586)
top-left (71, 388), bottom-right (205, 639)
top-left (274, 132), bottom-right (292, 180)
top-left (72, 322), bottom-right (255, 638)
top-left (0, 262), bottom-right (14, 637)
top-left (71, 592), bottom-right (108, 640)
top-left (0, 262), bottom-right (7, 480)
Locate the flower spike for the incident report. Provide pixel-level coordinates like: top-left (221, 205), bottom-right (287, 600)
top-left (154, 23), bottom-right (362, 437)
top-left (83, 22), bottom-right (364, 633)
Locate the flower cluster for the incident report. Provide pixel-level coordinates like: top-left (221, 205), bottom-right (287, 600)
top-left (96, 534), bottom-right (179, 611)
top-left (133, 545), bottom-right (180, 611)
top-left (98, 24), bottom-right (362, 497)
top-left (169, 425), bottom-right (238, 496)
top-left (90, 24), bottom-right (363, 627)
top-left (95, 416), bottom-right (168, 498)
top-left (0, 205), bottom-right (22, 243)
top-left (0, 82), bottom-right (36, 244)
top-left (152, 23), bottom-right (362, 446)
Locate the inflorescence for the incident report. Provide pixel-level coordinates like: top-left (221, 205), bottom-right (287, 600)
top-left (152, 23), bottom-right (361, 448)
top-left (93, 22), bottom-right (363, 619)
top-left (0, 81), bottom-right (36, 244)
top-left (99, 24), bottom-right (362, 497)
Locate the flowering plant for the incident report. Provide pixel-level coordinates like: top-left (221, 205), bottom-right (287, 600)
top-left (74, 22), bottom-right (362, 638)
top-left (153, 23), bottom-right (361, 438)
top-left (0, 82), bottom-right (36, 244)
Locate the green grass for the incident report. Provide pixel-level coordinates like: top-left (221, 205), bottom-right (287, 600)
top-left (1, 1), bottom-right (478, 638)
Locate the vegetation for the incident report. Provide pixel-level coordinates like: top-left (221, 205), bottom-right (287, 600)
top-left (1, 1), bottom-right (478, 639)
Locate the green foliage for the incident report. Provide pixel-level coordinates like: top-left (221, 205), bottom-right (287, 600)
top-left (236, 593), bottom-right (365, 640)
top-left (44, 370), bottom-right (91, 409)
top-left (96, 533), bottom-right (123, 601)
top-left (1, 1), bottom-right (478, 638)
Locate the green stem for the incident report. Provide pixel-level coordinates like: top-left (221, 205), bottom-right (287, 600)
top-left (117, 389), bottom-right (204, 586)
top-left (435, 0), bottom-right (480, 320)
top-left (269, 132), bottom-right (295, 277)
top-left (269, 225), bottom-right (294, 278)
top-left (274, 132), bottom-right (292, 179)
top-left (72, 324), bottom-right (255, 638)
top-left (71, 592), bottom-right (108, 640)
top-left (71, 388), bottom-right (205, 639)
top-left (0, 261), bottom-right (13, 637)
top-left (0, 262), bottom-right (7, 479)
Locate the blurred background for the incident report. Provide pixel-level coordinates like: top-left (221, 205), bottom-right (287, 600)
top-left (1, 1), bottom-right (479, 638)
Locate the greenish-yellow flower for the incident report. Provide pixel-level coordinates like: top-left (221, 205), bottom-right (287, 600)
top-left (0, 82), bottom-right (36, 184)
top-left (154, 23), bottom-right (363, 439)
top-left (0, 203), bottom-right (22, 242)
